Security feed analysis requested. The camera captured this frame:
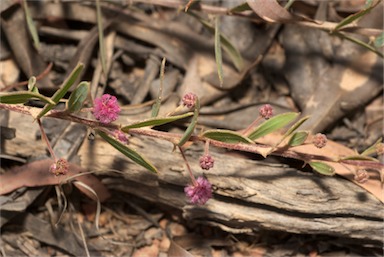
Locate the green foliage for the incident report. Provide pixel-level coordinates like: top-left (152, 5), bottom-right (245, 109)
top-left (288, 131), bottom-right (309, 146)
top-left (309, 161), bottom-right (335, 176)
top-left (248, 112), bottom-right (299, 140)
top-left (178, 98), bottom-right (200, 146)
top-left (202, 129), bottom-right (254, 144)
top-left (121, 112), bottom-right (193, 131)
top-left (214, 16), bottom-right (224, 87)
top-left (23, 0), bottom-right (40, 50)
top-left (66, 82), bottom-right (89, 113)
top-left (97, 130), bottom-right (157, 173)
top-left (37, 63), bottom-right (84, 119)
top-left (361, 137), bottom-right (382, 156)
top-left (151, 58), bottom-right (166, 117)
top-left (27, 76), bottom-right (38, 93)
top-left (0, 91), bottom-right (55, 105)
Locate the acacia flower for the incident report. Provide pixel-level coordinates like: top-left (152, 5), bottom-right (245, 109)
top-left (182, 92), bottom-right (197, 109)
top-left (114, 130), bottom-right (129, 144)
top-left (199, 154), bottom-right (214, 170)
top-left (92, 94), bottom-right (121, 124)
top-left (259, 104), bottom-right (273, 119)
top-left (312, 133), bottom-right (327, 148)
top-left (50, 158), bottom-right (69, 176)
top-left (354, 169), bottom-right (369, 184)
top-left (184, 177), bottom-right (212, 205)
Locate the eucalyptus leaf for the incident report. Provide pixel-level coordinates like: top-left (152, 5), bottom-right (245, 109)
top-left (122, 112), bottom-right (193, 131)
top-left (215, 16), bottom-right (224, 87)
top-left (97, 130), bottom-right (157, 173)
top-left (37, 63), bottom-right (84, 119)
top-left (178, 98), bottom-right (200, 146)
top-left (66, 81), bottom-right (89, 113)
top-left (0, 91), bottom-right (55, 105)
top-left (248, 112), bottom-right (299, 140)
top-left (309, 162), bottom-right (335, 176)
top-left (288, 131), bottom-right (309, 146)
top-left (202, 129), bottom-right (254, 144)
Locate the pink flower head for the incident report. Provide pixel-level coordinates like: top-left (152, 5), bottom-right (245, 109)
top-left (312, 133), bottom-right (327, 148)
top-left (199, 154), bottom-right (214, 170)
top-left (184, 177), bottom-right (212, 205)
top-left (92, 94), bottom-right (121, 124)
top-left (114, 130), bottom-right (129, 144)
top-left (354, 169), bottom-right (369, 184)
top-left (182, 92), bottom-right (198, 109)
top-left (50, 158), bottom-right (69, 176)
top-left (259, 104), bottom-right (273, 119)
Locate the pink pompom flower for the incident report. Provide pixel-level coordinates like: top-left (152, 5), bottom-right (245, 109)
top-left (184, 177), bottom-right (212, 205)
top-left (92, 94), bottom-right (121, 124)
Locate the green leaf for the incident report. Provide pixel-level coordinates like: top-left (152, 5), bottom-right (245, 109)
top-left (215, 16), bottom-right (224, 87)
top-left (188, 13), bottom-right (244, 71)
top-left (374, 33), bottom-right (384, 48)
top-left (230, 2), bottom-right (251, 12)
top-left (309, 162), bottom-right (335, 176)
top-left (23, 0), bottom-right (40, 50)
top-left (37, 63), bottom-right (84, 119)
top-left (178, 98), bottom-right (200, 146)
top-left (27, 76), bottom-right (38, 93)
top-left (341, 155), bottom-right (379, 162)
top-left (151, 58), bottom-right (166, 117)
top-left (361, 137), bottom-right (382, 156)
top-left (248, 112), bottom-right (299, 140)
top-left (334, 0), bottom-right (379, 31)
top-left (339, 32), bottom-right (383, 58)
top-left (0, 91), bottom-right (55, 105)
top-left (202, 129), bottom-right (254, 144)
top-left (288, 131), bottom-right (309, 146)
top-left (276, 115), bottom-right (309, 147)
top-left (121, 112), bottom-right (193, 131)
top-left (66, 81), bottom-right (89, 113)
top-left (96, 0), bottom-right (107, 75)
top-left (97, 130), bottom-right (157, 173)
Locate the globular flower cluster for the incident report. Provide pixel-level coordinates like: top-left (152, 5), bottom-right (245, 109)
top-left (49, 158), bottom-right (69, 176)
top-left (259, 104), bottom-right (273, 119)
top-left (199, 154), bottom-right (214, 170)
top-left (92, 94), bottom-right (121, 124)
top-left (182, 92), bottom-right (197, 109)
top-left (312, 133), bottom-right (327, 148)
top-left (184, 177), bottom-right (212, 205)
top-left (354, 169), bottom-right (369, 184)
top-left (114, 130), bottom-right (129, 144)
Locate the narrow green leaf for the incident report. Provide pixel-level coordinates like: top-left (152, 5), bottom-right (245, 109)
top-left (341, 155), bottom-right (379, 162)
top-left (37, 63), bottom-right (84, 119)
top-left (215, 16), bottom-right (224, 87)
top-left (309, 162), bottom-right (335, 176)
top-left (230, 2), bottom-right (251, 12)
top-left (188, 13), bottom-right (244, 71)
top-left (27, 76), bottom-right (38, 93)
top-left (276, 116), bottom-right (309, 146)
top-left (121, 112), bottom-right (193, 131)
top-left (0, 91), bottom-right (55, 105)
top-left (97, 130), bottom-right (157, 173)
top-left (151, 58), bottom-right (166, 117)
top-left (178, 98), bottom-right (200, 146)
top-left (202, 129), bottom-right (254, 144)
top-left (23, 0), bottom-right (40, 50)
top-left (288, 131), bottom-right (309, 146)
top-left (374, 33), bottom-right (384, 48)
top-left (96, 0), bottom-right (107, 75)
top-left (248, 112), bottom-right (299, 140)
top-left (66, 81), bottom-right (89, 113)
top-left (334, 0), bottom-right (379, 31)
top-left (361, 137), bottom-right (382, 156)
top-left (338, 32), bottom-right (383, 58)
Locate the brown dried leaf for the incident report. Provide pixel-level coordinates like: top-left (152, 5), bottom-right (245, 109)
top-left (247, 0), bottom-right (297, 23)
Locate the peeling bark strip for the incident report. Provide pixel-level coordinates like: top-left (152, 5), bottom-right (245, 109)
top-left (80, 135), bottom-right (383, 245)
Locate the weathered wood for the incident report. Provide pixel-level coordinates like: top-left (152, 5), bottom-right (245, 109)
top-left (79, 134), bottom-right (383, 245)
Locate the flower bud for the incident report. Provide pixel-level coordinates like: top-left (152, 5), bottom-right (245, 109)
top-left (259, 104), bottom-right (273, 119)
top-left (199, 154), bottom-right (214, 170)
top-left (50, 158), bottom-right (69, 176)
top-left (182, 92), bottom-right (197, 109)
top-left (354, 169), bottom-right (369, 184)
top-left (312, 133), bottom-right (327, 148)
